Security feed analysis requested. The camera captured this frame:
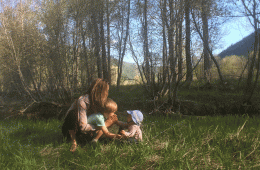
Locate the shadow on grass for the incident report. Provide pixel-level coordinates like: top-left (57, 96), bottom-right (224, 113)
top-left (6, 120), bottom-right (64, 147)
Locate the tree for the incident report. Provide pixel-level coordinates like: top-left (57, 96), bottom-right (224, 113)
top-left (91, 1), bottom-right (102, 78)
top-left (185, 0), bottom-right (193, 87)
top-left (106, 0), bottom-right (111, 83)
top-left (160, 0), bottom-right (168, 90)
top-left (191, 9), bottom-right (225, 86)
top-left (201, 0), bottom-right (211, 82)
top-left (0, 1), bottom-right (46, 101)
top-left (191, 0), bottom-right (227, 86)
top-left (177, 1), bottom-right (184, 83)
top-left (143, 0), bottom-right (151, 85)
top-left (114, 0), bottom-right (131, 90)
top-left (240, 0), bottom-right (260, 102)
top-left (100, 0), bottom-right (109, 80)
top-left (41, 0), bottom-right (69, 91)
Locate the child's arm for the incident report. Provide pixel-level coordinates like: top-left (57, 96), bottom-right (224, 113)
top-left (106, 114), bottom-right (119, 127)
top-left (106, 114), bottom-right (128, 128)
top-left (93, 115), bottom-right (121, 141)
top-left (100, 126), bottom-right (123, 139)
top-left (121, 125), bottom-right (138, 138)
top-left (93, 130), bottom-right (103, 142)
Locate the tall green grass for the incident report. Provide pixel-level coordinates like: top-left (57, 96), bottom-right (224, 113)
top-left (1, 114), bottom-right (260, 169)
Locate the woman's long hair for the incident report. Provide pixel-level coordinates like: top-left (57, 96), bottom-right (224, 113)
top-left (86, 78), bottom-right (109, 115)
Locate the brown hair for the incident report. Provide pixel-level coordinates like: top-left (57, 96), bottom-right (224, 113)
top-left (86, 78), bottom-right (109, 115)
top-left (104, 98), bottom-right (118, 113)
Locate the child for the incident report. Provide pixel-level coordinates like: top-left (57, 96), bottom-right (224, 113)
top-left (120, 110), bottom-right (143, 142)
top-left (90, 98), bottom-right (127, 143)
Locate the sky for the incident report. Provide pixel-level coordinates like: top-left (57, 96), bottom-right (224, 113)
top-left (124, 14), bottom-right (255, 63)
top-left (213, 15), bottom-right (254, 55)
top-left (0, 0), bottom-right (255, 64)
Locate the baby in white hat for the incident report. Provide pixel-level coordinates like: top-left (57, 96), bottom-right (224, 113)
top-left (120, 110), bottom-right (143, 142)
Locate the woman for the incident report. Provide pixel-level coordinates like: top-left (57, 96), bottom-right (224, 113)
top-left (62, 78), bottom-right (122, 152)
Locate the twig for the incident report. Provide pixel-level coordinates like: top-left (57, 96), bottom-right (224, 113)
top-left (39, 161), bottom-right (47, 170)
top-left (148, 100), bottom-right (167, 115)
top-left (20, 101), bottom-right (37, 113)
top-left (250, 163), bottom-right (260, 168)
top-left (66, 159), bottom-right (88, 168)
top-left (236, 119), bottom-right (248, 137)
top-left (4, 112), bottom-right (20, 120)
top-left (245, 140), bottom-right (259, 159)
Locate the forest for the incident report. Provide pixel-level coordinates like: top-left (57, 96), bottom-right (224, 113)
top-left (0, 0), bottom-right (260, 117)
top-left (2, 1), bottom-right (260, 169)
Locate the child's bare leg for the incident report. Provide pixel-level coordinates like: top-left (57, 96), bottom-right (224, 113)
top-left (69, 130), bottom-right (77, 152)
top-left (92, 130), bottom-right (103, 142)
top-left (92, 117), bottom-right (114, 142)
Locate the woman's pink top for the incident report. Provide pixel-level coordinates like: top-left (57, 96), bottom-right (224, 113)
top-left (66, 94), bottom-right (95, 132)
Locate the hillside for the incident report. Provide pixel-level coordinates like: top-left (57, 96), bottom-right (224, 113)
top-left (111, 58), bottom-right (137, 78)
top-left (218, 29), bottom-right (260, 58)
top-left (110, 58), bottom-right (139, 85)
top-left (122, 62), bottom-right (137, 79)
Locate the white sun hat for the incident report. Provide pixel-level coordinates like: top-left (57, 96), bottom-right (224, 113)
top-left (126, 110), bottom-right (143, 126)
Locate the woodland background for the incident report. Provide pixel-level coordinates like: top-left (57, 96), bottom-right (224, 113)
top-left (1, 1), bottom-right (260, 168)
top-left (0, 0), bottom-right (260, 115)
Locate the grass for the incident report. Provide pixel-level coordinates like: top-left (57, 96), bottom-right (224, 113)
top-left (1, 114), bottom-right (260, 169)
top-left (1, 82), bottom-right (260, 169)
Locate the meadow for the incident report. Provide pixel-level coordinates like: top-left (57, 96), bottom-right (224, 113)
top-left (1, 113), bottom-right (260, 169)
top-left (1, 84), bottom-right (260, 169)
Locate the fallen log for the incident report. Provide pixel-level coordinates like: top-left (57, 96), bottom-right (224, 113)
top-left (20, 101), bottom-right (70, 120)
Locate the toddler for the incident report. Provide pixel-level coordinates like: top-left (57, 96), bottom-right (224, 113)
top-left (120, 110), bottom-right (143, 142)
top-left (90, 98), bottom-right (127, 143)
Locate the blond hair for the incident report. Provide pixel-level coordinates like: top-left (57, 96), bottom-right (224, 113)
top-left (104, 98), bottom-right (118, 113)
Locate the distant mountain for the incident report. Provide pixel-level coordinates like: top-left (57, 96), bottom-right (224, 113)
top-left (218, 29), bottom-right (260, 58)
top-left (111, 57), bottom-right (137, 79)
top-left (122, 62), bottom-right (137, 79)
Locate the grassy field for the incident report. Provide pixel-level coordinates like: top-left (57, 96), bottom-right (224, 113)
top-left (1, 83), bottom-right (260, 169)
top-left (1, 113), bottom-right (260, 169)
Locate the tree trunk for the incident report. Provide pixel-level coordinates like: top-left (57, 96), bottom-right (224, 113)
top-left (158, 0), bottom-right (169, 97)
top-left (100, 1), bottom-right (108, 80)
top-left (143, 0), bottom-right (150, 85)
top-left (162, 0), bottom-right (168, 87)
top-left (80, 20), bottom-right (90, 87)
top-left (185, 0), bottom-right (192, 87)
top-left (177, 2), bottom-right (183, 82)
top-left (191, 10), bottom-right (225, 86)
top-left (116, 0), bottom-right (131, 90)
top-left (72, 17), bottom-right (79, 91)
top-left (202, 1), bottom-right (210, 82)
top-left (106, 0), bottom-right (111, 83)
top-left (92, 1), bottom-right (102, 78)
top-left (129, 37), bottom-right (146, 85)
top-left (168, 0), bottom-right (176, 103)
top-left (243, 0), bottom-right (259, 101)
top-left (245, 0), bottom-right (257, 92)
